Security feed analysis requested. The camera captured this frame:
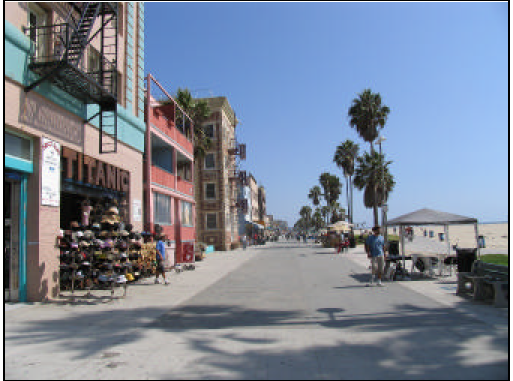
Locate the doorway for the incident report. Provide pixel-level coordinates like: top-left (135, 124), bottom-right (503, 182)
top-left (4, 179), bottom-right (20, 302)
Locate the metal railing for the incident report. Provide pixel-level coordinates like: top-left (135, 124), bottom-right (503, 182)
top-left (26, 23), bottom-right (117, 97)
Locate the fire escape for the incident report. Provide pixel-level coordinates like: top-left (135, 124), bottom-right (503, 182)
top-left (25, 2), bottom-right (119, 153)
top-left (228, 138), bottom-right (248, 212)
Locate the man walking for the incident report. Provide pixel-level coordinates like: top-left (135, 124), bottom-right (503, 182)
top-left (365, 226), bottom-right (387, 287)
top-left (155, 234), bottom-right (169, 285)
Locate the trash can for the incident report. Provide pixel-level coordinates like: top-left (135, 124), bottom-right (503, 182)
top-left (429, 230), bottom-right (434, 238)
top-left (478, 235), bottom-right (486, 248)
top-left (456, 248), bottom-right (477, 273)
top-left (439, 233), bottom-right (445, 241)
top-left (349, 237), bottom-right (356, 248)
top-left (388, 241), bottom-right (399, 255)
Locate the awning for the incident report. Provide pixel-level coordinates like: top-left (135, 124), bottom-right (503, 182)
top-left (327, 221), bottom-right (353, 232)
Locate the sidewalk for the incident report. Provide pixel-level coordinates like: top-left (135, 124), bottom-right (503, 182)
top-left (5, 246), bottom-right (262, 319)
top-left (5, 242), bottom-right (508, 380)
top-left (342, 245), bottom-right (508, 327)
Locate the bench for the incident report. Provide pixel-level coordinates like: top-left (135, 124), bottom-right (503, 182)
top-left (457, 260), bottom-right (509, 308)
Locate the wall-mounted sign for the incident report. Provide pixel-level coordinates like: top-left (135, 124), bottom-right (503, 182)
top-left (61, 147), bottom-right (130, 192)
top-left (133, 199), bottom-right (142, 222)
top-left (41, 138), bottom-right (61, 206)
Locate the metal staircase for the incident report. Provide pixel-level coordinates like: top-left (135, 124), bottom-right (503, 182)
top-left (25, 2), bottom-right (119, 153)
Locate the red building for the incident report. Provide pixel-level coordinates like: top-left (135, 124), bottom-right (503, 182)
top-left (144, 74), bottom-right (195, 266)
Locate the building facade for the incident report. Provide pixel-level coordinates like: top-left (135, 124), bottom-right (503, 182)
top-left (144, 74), bottom-right (195, 266)
top-left (194, 97), bottom-right (245, 251)
top-left (258, 185), bottom-right (267, 222)
top-left (5, 2), bottom-right (145, 302)
top-left (248, 174), bottom-right (259, 223)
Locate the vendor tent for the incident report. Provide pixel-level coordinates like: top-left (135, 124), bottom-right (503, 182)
top-left (327, 221), bottom-right (353, 233)
top-left (387, 208), bottom-right (480, 273)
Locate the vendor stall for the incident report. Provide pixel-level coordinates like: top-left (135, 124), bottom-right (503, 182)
top-left (387, 208), bottom-right (480, 278)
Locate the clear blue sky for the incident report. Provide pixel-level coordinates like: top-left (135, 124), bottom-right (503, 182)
top-left (144, 2), bottom-right (508, 227)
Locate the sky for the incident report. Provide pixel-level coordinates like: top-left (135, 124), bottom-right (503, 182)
top-left (144, 2), bottom-right (508, 227)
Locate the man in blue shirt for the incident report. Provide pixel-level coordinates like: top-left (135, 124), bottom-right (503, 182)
top-left (365, 226), bottom-right (387, 287)
top-left (155, 235), bottom-right (169, 285)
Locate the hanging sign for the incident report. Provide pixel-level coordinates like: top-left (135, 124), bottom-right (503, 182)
top-left (133, 199), bottom-right (142, 222)
top-left (41, 137), bottom-right (61, 206)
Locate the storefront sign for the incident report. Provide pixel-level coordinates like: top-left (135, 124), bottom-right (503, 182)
top-left (41, 138), bottom-right (61, 206)
top-left (61, 147), bottom-right (130, 192)
top-left (133, 199), bottom-right (142, 222)
top-left (21, 95), bottom-right (83, 145)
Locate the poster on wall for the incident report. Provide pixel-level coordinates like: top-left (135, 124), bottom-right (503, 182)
top-left (41, 137), bottom-right (61, 206)
top-left (133, 199), bottom-right (142, 222)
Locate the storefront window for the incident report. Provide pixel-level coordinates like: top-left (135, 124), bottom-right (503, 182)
top-left (5, 132), bottom-right (31, 162)
top-left (181, 202), bottom-right (193, 227)
top-left (153, 192), bottom-right (172, 225)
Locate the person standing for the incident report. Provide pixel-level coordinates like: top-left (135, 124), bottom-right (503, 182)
top-left (365, 226), bottom-right (387, 287)
top-left (155, 234), bottom-right (169, 285)
top-left (241, 234), bottom-right (247, 250)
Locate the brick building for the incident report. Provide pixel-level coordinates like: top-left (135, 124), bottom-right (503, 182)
top-left (194, 97), bottom-right (245, 251)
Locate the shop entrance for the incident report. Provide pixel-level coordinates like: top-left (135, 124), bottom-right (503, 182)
top-left (4, 179), bottom-right (20, 302)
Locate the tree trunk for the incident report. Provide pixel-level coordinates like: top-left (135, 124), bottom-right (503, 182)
top-left (349, 176), bottom-right (354, 224)
top-left (373, 183), bottom-right (379, 227)
top-left (345, 175), bottom-right (350, 222)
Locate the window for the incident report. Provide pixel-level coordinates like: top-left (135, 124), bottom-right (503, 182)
top-left (5, 132), bottom-right (32, 161)
top-left (151, 135), bottom-right (174, 173)
top-left (28, 3), bottom-right (48, 61)
top-left (181, 202), bottom-right (194, 227)
top-left (204, 153), bottom-right (215, 169)
top-left (153, 192), bottom-right (172, 225)
top-left (88, 47), bottom-right (101, 74)
top-left (117, 71), bottom-right (124, 106)
top-left (205, 183), bottom-right (216, 200)
top-left (117, 2), bottom-right (124, 36)
top-left (203, 124), bottom-right (215, 139)
top-left (206, 213), bottom-right (217, 230)
top-left (177, 152), bottom-right (192, 181)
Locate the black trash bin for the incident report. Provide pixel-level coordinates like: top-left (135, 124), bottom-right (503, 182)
top-left (456, 248), bottom-right (477, 273)
top-left (349, 237), bottom-right (356, 248)
top-left (388, 241), bottom-right (399, 255)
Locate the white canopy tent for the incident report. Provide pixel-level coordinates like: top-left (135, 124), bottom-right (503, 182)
top-left (386, 208), bottom-right (480, 275)
top-left (327, 221), bottom-right (353, 233)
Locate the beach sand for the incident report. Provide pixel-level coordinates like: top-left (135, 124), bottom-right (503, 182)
top-left (409, 223), bottom-right (508, 251)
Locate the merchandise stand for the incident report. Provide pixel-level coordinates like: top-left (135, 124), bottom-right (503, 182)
top-left (57, 197), bottom-right (158, 301)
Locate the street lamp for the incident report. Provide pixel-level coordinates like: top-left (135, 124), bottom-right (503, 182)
top-left (376, 136), bottom-right (387, 245)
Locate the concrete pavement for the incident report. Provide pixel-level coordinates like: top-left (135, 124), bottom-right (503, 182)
top-left (4, 241), bottom-right (509, 380)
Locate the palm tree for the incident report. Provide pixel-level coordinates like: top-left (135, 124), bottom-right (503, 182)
top-left (320, 206), bottom-right (330, 226)
top-left (308, 186), bottom-right (322, 207)
top-left (319, 173), bottom-right (342, 224)
top-left (299, 206), bottom-right (313, 232)
top-left (348, 89), bottom-right (390, 154)
top-left (353, 151), bottom-right (395, 226)
top-left (174, 88), bottom-right (212, 158)
top-left (312, 208), bottom-right (325, 230)
top-left (333, 140), bottom-right (359, 224)
top-left (330, 202), bottom-right (346, 224)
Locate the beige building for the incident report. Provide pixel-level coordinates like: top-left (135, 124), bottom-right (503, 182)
top-left (248, 174), bottom-right (260, 223)
top-left (5, 2), bottom-right (145, 302)
top-left (194, 97), bottom-right (244, 251)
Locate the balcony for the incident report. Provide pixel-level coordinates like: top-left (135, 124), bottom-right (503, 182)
top-left (26, 6), bottom-right (117, 108)
top-left (147, 75), bottom-right (194, 155)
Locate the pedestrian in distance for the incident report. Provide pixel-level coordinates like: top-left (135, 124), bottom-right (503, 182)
top-left (155, 234), bottom-right (169, 285)
top-left (365, 226), bottom-right (387, 287)
top-left (241, 234), bottom-right (247, 250)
